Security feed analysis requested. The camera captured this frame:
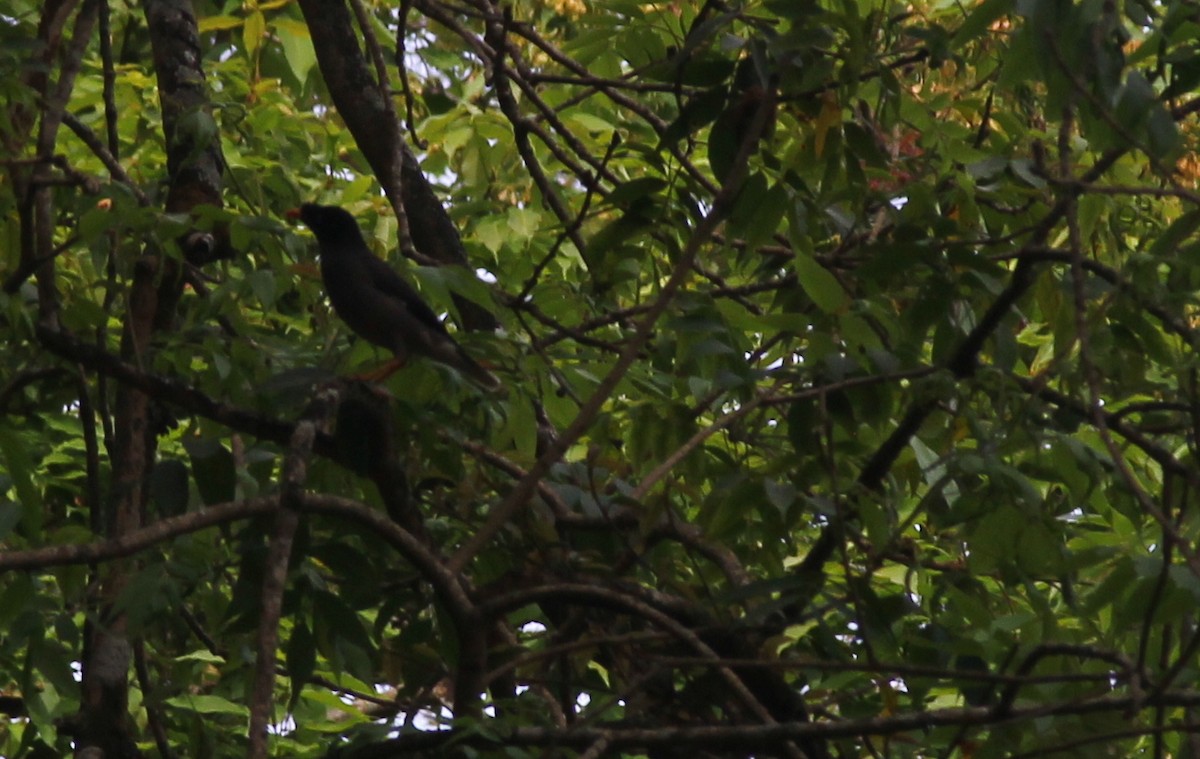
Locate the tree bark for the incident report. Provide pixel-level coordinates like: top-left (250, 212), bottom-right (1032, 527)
top-left (75, 1), bottom-right (230, 755)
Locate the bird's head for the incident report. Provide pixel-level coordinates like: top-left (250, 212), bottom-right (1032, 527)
top-left (286, 203), bottom-right (363, 245)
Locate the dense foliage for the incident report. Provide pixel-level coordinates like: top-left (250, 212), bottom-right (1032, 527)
top-left (5, 0), bottom-right (1200, 756)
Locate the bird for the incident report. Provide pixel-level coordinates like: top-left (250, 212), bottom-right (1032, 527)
top-left (287, 203), bottom-right (502, 391)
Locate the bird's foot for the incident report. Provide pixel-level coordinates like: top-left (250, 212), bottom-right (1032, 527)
top-left (351, 356), bottom-right (405, 383)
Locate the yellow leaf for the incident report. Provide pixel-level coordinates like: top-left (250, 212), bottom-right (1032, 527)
top-left (197, 15), bottom-right (242, 32)
top-left (243, 10), bottom-right (266, 60)
top-left (814, 91), bottom-right (841, 158)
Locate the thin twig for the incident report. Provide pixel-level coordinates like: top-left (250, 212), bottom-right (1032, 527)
top-left (448, 87), bottom-right (777, 574)
top-left (61, 111), bottom-right (149, 205)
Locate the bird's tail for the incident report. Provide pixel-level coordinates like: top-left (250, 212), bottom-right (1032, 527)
top-left (454, 347), bottom-right (504, 392)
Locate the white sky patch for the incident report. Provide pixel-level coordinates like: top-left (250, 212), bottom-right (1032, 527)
top-left (410, 705), bottom-right (453, 733)
top-left (269, 715), bottom-right (297, 735)
top-left (323, 162), bottom-right (355, 181)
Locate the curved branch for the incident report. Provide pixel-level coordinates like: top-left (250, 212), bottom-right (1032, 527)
top-left (35, 324), bottom-right (340, 461)
top-left (0, 490), bottom-right (475, 637)
top-left (478, 583), bottom-right (788, 737)
top-left (0, 497), bottom-right (280, 571)
top-left (300, 494), bottom-right (475, 626)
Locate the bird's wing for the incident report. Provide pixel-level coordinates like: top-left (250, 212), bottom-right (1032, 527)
top-left (355, 251), bottom-right (449, 335)
top-left (323, 252), bottom-right (503, 391)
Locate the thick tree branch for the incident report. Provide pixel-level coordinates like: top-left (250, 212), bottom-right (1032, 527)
top-left (36, 324), bottom-right (315, 455)
top-left (0, 492), bottom-right (474, 628)
top-left (0, 497), bottom-right (279, 570)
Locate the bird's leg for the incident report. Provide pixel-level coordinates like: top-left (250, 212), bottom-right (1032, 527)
top-left (353, 356), bottom-right (405, 382)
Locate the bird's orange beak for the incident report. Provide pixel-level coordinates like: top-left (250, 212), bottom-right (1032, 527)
top-left (285, 208), bottom-right (302, 220)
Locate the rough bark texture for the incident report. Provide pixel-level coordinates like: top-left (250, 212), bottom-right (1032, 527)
top-left (75, 1), bottom-right (229, 756)
top-left (3, 0), bottom-right (77, 156)
top-left (146, 1), bottom-right (223, 214)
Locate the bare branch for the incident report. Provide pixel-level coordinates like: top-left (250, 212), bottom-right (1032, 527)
top-left (248, 398), bottom-right (331, 759)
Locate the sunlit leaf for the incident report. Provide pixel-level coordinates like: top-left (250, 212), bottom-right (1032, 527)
top-left (164, 695), bottom-right (251, 717)
top-left (276, 18), bottom-right (317, 85)
top-left (792, 252), bottom-right (848, 314)
top-left (243, 10), bottom-right (266, 61)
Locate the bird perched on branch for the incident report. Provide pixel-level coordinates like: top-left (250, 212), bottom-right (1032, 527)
top-left (287, 203), bottom-right (502, 391)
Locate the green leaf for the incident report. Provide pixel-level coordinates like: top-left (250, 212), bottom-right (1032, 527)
top-left (183, 437), bottom-right (236, 506)
top-left (1149, 209), bottom-right (1200, 260)
top-left (31, 641), bottom-right (78, 694)
top-left (581, 212), bottom-right (655, 285)
top-left (662, 87), bottom-right (727, 147)
top-left (967, 504), bottom-right (1022, 574)
top-left (172, 108), bottom-right (220, 166)
top-left (1016, 519), bottom-right (1064, 575)
top-left (0, 429), bottom-right (41, 541)
top-left (312, 590), bottom-right (375, 680)
top-left (474, 217), bottom-right (507, 254)
top-left (0, 575), bottom-right (34, 630)
top-left (708, 99), bottom-right (742, 183)
top-left (564, 111), bottom-right (617, 134)
top-left (505, 206), bottom-right (542, 240)
top-left (78, 206), bottom-right (118, 242)
top-left (792, 253), bottom-right (848, 313)
top-left (165, 694), bottom-right (250, 717)
top-left (606, 177), bottom-right (667, 206)
top-left (275, 18), bottom-right (317, 85)
top-left (198, 15), bottom-right (243, 32)
top-left (498, 388), bottom-right (539, 459)
top-left (1146, 103), bottom-right (1180, 159)
top-left (786, 398), bottom-right (817, 452)
top-left (149, 459), bottom-right (191, 518)
top-left (0, 501), bottom-right (21, 541)
top-left (704, 477), bottom-right (763, 539)
top-left (952, 0), bottom-right (1014, 45)
top-left (415, 264), bottom-right (496, 314)
top-left (287, 621), bottom-right (317, 707)
top-left (996, 25), bottom-right (1042, 90)
top-left (243, 10), bottom-right (266, 60)
top-left (174, 649), bottom-right (227, 664)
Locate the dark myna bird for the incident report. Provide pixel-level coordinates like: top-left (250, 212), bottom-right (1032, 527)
top-left (288, 203), bottom-right (502, 391)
